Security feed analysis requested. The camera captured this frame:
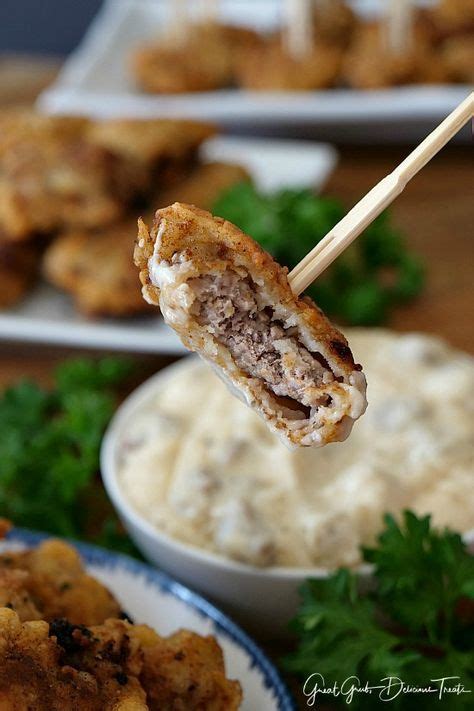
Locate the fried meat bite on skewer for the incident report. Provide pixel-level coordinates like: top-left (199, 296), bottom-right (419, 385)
top-left (343, 21), bottom-right (449, 89)
top-left (135, 203), bottom-right (367, 448)
top-left (132, 22), bottom-right (261, 94)
top-left (236, 35), bottom-right (342, 91)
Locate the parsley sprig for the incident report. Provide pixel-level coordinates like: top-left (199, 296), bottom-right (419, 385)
top-left (0, 357), bottom-right (137, 555)
top-left (213, 183), bottom-right (424, 326)
top-left (284, 512), bottom-right (474, 709)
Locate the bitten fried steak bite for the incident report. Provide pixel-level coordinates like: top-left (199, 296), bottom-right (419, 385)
top-left (135, 203), bottom-right (367, 447)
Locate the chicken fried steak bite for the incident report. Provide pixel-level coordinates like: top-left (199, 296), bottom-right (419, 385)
top-left (0, 539), bottom-right (122, 625)
top-left (0, 609), bottom-right (148, 711)
top-left (132, 626), bottom-right (242, 711)
top-left (135, 203), bottom-right (367, 448)
top-left (42, 219), bottom-right (153, 318)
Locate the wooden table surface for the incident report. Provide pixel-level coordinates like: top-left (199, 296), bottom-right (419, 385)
top-left (0, 57), bottom-right (472, 708)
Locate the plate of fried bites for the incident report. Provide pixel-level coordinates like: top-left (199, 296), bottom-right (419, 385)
top-left (0, 527), bottom-right (295, 710)
top-left (39, 0), bottom-right (473, 143)
top-left (0, 111), bottom-right (336, 353)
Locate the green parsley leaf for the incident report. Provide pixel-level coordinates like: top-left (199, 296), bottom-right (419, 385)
top-left (0, 356), bottom-right (137, 556)
top-left (283, 512), bottom-right (474, 710)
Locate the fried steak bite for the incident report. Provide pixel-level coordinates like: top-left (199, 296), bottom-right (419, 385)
top-left (42, 219), bottom-right (153, 318)
top-left (156, 162), bottom-right (250, 212)
top-left (312, 0), bottom-right (357, 48)
top-left (133, 626), bottom-right (242, 710)
top-left (0, 609), bottom-right (147, 711)
top-left (342, 21), bottom-right (448, 89)
top-left (236, 35), bottom-right (342, 90)
top-left (132, 22), bottom-right (261, 94)
top-left (0, 113), bottom-right (215, 244)
top-left (88, 118), bottom-right (215, 193)
top-left (135, 203), bottom-right (367, 448)
top-left (0, 113), bottom-right (124, 242)
top-left (0, 539), bottom-right (122, 625)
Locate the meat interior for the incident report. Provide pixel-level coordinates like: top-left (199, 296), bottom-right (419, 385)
top-left (188, 269), bottom-right (337, 420)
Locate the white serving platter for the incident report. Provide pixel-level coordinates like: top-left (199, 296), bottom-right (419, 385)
top-left (2, 530), bottom-right (296, 710)
top-left (38, 0), bottom-right (472, 142)
top-left (0, 135), bottom-right (337, 354)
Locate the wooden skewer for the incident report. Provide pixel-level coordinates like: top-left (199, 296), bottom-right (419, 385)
top-left (283, 0), bottom-right (313, 60)
top-left (288, 92), bottom-right (474, 296)
top-left (200, 0), bottom-right (219, 24)
top-left (384, 0), bottom-right (414, 55)
top-left (169, 0), bottom-right (189, 46)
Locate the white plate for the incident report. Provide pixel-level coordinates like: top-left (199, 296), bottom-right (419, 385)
top-left (0, 135), bottom-right (337, 354)
top-left (38, 0), bottom-right (472, 142)
top-left (1, 529), bottom-right (296, 710)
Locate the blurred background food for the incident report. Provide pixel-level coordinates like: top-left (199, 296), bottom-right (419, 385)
top-left (130, 0), bottom-right (474, 92)
top-left (0, 1), bottom-right (472, 708)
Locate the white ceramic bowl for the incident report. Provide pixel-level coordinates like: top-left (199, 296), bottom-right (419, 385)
top-left (101, 358), bottom-right (474, 637)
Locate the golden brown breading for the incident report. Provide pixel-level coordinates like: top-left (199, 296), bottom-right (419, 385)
top-left (0, 539), bottom-right (122, 625)
top-left (155, 162), bottom-right (250, 212)
top-left (132, 22), bottom-right (260, 94)
top-left (427, 0), bottom-right (474, 40)
top-left (0, 241), bottom-right (39, 308)
top-left (312, 0), bottom-right (357, 48)
top-left (87, 118), bottom-right (215, 173)
top-left (0, 609), bottom-right (148, 711)
top-left (440, 35), bottom-right (474, 82)
top-left (236, 36), bottom-right (342, 90)
top-left (0, 114), bottom-right (125, 242)
top-left (342, 21), bottom-right (449, 89)
top-left (43, 220), bottom-right (152, 318)
top-left (132, 625), bottom-right (242, 711)
top-left (135, 203), bottom-right (367, 448)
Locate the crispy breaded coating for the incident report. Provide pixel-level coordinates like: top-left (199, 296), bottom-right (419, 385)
top-left (342, 21), bottom-right (449, 89)
top-left (440, 35), bottom-right (474, 82)
top-left (42, 219), bottom-right (152, 318)
top-left (0, 113), bottom-right (124, 242)
top-left (156, 162), bottom-right (250, 212)
top-left (0, 112), bottom-right (215, 243)
top-left (132, 625), bottom-right (242, 710)
top-left (0, 536), bottom-right (242, 710)
top-left (0, 608), bottom-right (148, 711)
top-left (132, 22), bottom-right (260, 94)
top-left (135, 203), bottom-right (367, 448)
top-left (236, 36), bottom-right (342, 90)
top-left (0, 539), bottom-right (122, 625)
top-left (428, 0), bottom-right (474, 40)
top-left (87, 118), bottom-right (215, 182)
top-left (0, 241), bottom-right (39, 308)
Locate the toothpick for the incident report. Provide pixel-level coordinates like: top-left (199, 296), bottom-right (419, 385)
top-left (288, 92), bottom-right (474, 296)
top-left (200, 0), bottom-right (219, 24)
top-left (384, 0), bottom-right (414, 55)
top-left (283, 0), bottom-right (313, 60)
top-left (168, 0), bottom-right (189, 47)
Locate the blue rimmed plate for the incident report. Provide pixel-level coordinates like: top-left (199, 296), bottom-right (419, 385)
top-left (1, 529), bottom-right (296, 711)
